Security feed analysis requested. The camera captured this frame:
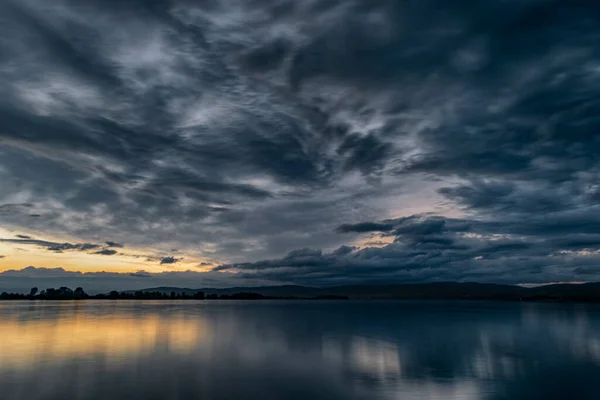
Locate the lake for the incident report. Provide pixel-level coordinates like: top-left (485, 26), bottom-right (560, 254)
top-left (0, 300), bottom-right (599, 400)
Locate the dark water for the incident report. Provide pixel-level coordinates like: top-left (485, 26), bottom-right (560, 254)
top-left (1, 301), bottom-right (600, 400)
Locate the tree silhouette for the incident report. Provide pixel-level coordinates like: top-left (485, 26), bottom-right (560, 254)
top-left (58, 287), bottom-right (74, 299)
top-left (193, 291), bottom-right (205, 300)
top-left (74, 287), bottom-right (86, 300)
top-left (29, 287), bottom-right (38, 297)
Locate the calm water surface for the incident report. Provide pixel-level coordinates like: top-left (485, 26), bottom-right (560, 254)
top-left (1, 300), bottom-right (599, 400)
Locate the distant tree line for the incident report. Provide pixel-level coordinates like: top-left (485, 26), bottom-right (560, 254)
top-left (0, 287), bottom-right (88, 300)
top-left (0, 288), bottom-right (349, 300)
top-left (0, 287), bottom-right (208, 300)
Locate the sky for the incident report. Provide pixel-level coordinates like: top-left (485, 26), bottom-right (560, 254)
top-left (0, 0), bottom-right (599, 293)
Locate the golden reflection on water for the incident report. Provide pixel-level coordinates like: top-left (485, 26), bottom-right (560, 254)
top-left (0, 302), bottom-right (209, 370)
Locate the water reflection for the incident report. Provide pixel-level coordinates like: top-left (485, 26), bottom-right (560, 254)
top-left (0, 306), bottom-right (207, 369)
top-left (1, 301), bottom-right (600, 400)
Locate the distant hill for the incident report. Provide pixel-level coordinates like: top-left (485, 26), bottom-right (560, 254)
top-left (124, 285), bottom-right (323, 298)
top-left (128, 282), bottom-right (600, 302)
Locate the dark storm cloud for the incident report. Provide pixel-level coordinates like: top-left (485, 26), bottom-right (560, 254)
top-left (219, 211), bottom-right (600, 285)
top-left (336, 222), bottom-right (396, 234)
top-left (337, 216), bottom-right (471, 236)
top-left (47, 243), bottom-right (100, 252)
top-left (1, 0), bottom-right (599, 286)
top-left (0, 238), bottom-right (101, 253)
top-left (437, 180), bottom-right (579, 214)
top-left (336, 133), bottom-right (393, 176)
top-left (94, 249), bottom-right (118, 256)
top-left (240, 38), bottom-right (291, 72)
top-left (159, 256), bottom-right (182, 265)
top-left (106, 241), bottom-right (124, 248)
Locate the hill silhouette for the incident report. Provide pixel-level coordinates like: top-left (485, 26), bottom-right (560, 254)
top-left (127, 282), bottom-right (600, 302)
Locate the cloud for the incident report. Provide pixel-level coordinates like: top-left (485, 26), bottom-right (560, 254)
top-left (336, 222), bottom-right (396, 234)
top-left (217, 209), bottom-right (600, 285)
top-left (0, 203), bottom-right (34, 215)
top-left (141, 255), bottom-right (183, 265)
top-left (94, 249), bottom-right (117, 256)
top-left (15, 234), bottom-right (32, 239)
top-left (0, 0), bottom-right (599, 286)
top-left (160, 256), bottom-right (182, 265)
top-left (129, 271), bottom-right (152, 278)
top-left (46, 243), bottom-right (100, 252)
top-left (0, 238), bottom-right (101, 253)
top-left (0, 235), bottom-right (180, 263)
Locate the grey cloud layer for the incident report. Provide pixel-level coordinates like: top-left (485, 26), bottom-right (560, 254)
top-left (1, 0), bottom-right (599, 286)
